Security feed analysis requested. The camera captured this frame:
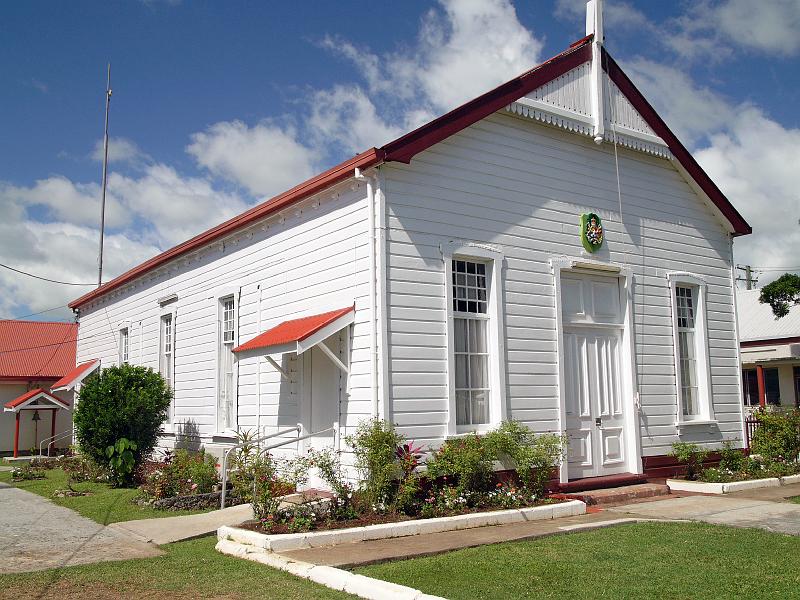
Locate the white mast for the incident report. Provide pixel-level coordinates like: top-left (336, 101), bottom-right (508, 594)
top-left (97, 63), bottom-right (112, 287)
top-left (586, 0), bottom-right (605, 144)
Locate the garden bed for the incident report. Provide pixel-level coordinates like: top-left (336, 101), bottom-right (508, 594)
top-left (667, 473), bottom-right (800, 494)
top-left (219, 499), bottom-right (585, 553)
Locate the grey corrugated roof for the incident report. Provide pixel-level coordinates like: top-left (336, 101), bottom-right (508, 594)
top-left (736, 289), bottom-right (800, 342)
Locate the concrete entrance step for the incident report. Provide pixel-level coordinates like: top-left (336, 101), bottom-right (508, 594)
top-left (564, 483), bottom-right (671, 506)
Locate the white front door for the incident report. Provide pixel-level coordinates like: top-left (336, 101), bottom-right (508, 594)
top-left (561, 272), bottom-right (628, 479)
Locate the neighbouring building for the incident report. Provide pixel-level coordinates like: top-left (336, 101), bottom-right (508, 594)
top-left (0, 320), bottom-right (97, 457)
top-left (68, 4), bottom-right (752, 484)
top-left (737, 289), bottom-right (800, 411)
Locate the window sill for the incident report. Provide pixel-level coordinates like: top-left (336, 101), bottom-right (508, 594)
top-left (212, 431), bottom-right (238, 440)
top-left (675, 419), bottom-right (718, 429)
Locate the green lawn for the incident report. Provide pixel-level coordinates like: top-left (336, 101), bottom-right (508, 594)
top-left (0, 468), bottom-right (209, 525)
top-left (0, 536), bottom-right (348, 600)
top-left (791, 496), bottom-right (800, 505)
top-left (358, 522), bottom-right (800, 599)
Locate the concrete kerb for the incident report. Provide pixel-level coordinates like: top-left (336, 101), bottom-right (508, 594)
top-left (666, 476), bottom-right (800, 495)
top-left (215, 538), bottom-right (445, 600)
top-left (218, 500), bottom-right (586, 553)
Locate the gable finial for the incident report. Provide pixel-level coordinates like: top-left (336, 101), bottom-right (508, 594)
top-left (586, 0), bottom-right (605, 144)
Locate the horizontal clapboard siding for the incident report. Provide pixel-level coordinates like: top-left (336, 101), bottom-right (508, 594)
top-left (382, 111), bottom-right (741, 455)
top-left (76, 183), bottom-right (372, 455)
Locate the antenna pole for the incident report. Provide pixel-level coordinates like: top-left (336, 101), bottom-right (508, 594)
top-left (98, 63), bottom-right (112, 287)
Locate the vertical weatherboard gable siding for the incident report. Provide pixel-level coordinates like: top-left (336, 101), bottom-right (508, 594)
top-left (382, 111), bottom-right (740, 455)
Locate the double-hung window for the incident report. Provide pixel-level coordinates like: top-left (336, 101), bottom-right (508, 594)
top-left (452, 259), bottom-right (490, 427)
top-left (217, 296), bottom-right (237, 432)
top-left (668, 273), bottom-right (713, 423)
top-left (160, 314), bottom-right (174, 423)
top-left (119, 327), bottom-right (129, 364)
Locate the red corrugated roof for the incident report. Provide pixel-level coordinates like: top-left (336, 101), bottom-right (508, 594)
top-left (69, 35), bottom-right (750, 311)
top-left (4, 388), bottom-right (70, 410)
top-left (233, 306), bottom-right (354, 354)
top-left (0, 321), bottom-right (78, 380)
top-left (51, 359), bottom-right (100, 391)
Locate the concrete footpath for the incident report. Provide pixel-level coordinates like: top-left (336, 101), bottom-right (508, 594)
top-left (0, 482), bottom-right (161, 574)
top-left (608, 483), bottom-right (800, 536)
top-left (109, 502), bottom-right (253, 545)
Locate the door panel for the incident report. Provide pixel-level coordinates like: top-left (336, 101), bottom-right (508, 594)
top-left (564, 328), bottom-right (627, 479)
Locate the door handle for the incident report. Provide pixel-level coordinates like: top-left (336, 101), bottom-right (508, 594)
top-left (595, 417), bottom-right (602, 428)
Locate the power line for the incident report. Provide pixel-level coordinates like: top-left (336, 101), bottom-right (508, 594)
top-left (752, 265), bottom-right (800, 273)
top-left (0, 263), bottom-right (96, 286)
top-left (3, 304), bottom-right (72, 320)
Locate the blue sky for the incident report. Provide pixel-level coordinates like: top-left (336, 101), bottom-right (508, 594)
top-left (1, 0), bottom-right (799, 319)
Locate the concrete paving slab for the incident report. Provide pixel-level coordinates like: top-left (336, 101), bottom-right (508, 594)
top-left (109, 502), bottom-right (253, 545)
top-left (0, 482), bottom-right (161, 574)
top-left (278, 511), bottom-right (655, 567)
top-left (607, 494), bottom-right (800, 536)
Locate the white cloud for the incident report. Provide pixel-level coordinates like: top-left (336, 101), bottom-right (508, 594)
top-left (0, 176), bottom-right (131, 230)
top-left (91, 137), bottom-right (151, 166)
top-left (109, 164), bottom-right (249, 246)
top-left (554, 0), bottom-right (652, 32)
top-left (695, 108), bottom-right (800, 282)
top-left (671, 0), bottom-right (800, 59)
top-left (187, 120), bottom-right (318, 198)
top-left (622, 58), bottom-right (737, 147)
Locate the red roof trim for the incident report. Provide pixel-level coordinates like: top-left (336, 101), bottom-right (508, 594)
top-left (51, 359), bottom-right (100, 391)
top-left (69, 151), bottom-right (384, 309)
top-left (4, 388), bottom-right (70, 411)
top-left (69, 35), bottom-right (749, 310)
top-left (741, 336), bottom-right (800, 349)
top-left (233, 306), bottom-right (354, 354)
top-left (601, 49), bottom-right (751, 236)
top-left (382, 41), bottom-right (593, 164)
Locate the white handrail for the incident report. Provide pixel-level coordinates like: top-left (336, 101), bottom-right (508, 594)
top-left (219, 422), bottom-right (339, 509)
top-left (220, 426), bottom-right (301, 509)
top-left (39, 429), bottom-right (74, 457)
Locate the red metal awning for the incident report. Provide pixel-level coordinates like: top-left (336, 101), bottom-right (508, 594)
top-left (233, 306), bottom-right (355, 356)
top-left (4, 388), bottom-right (70, 412)
top-left (51, 359), bottom-right (101, 392)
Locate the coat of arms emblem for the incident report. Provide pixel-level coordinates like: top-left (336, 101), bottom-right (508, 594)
top-left (580, 212), bottom-right (604, 253)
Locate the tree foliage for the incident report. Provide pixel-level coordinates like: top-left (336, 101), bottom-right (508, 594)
top-left (759, 273), bottom-right (800, 319)
top-left (73, 364), bottom-right (172, 486)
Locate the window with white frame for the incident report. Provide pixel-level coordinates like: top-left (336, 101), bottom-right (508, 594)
top-left (668, 274), bottom-right (713, 422)
top-left (119, 327), bottom-right (129, 364)
top-left (217, 296), bottom-right (236, 432)
top-left (452, 259), bottom-right (491, 427)
top-left (160, 314), bottom-right (174, 422)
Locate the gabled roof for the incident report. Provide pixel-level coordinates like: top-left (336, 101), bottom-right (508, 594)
top-left (737, 289), bottom-right (800, 344)
top-left (51, 359), bottom-right (101, 392)
top-left (233, 306), bottom-right (355, 355)
top-left (3, 388), bottom-right (70, 412)
top-left (70, 35), bottom-right (750, 311)
top-left (0, 321), bottom-right (78, 380)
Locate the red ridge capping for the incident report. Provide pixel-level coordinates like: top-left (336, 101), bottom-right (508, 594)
top-left (51, 358), bottom-right (100, 391)
top-left (68, 151), bottom-right (384, 310)
top-left (4, 388), bottom-right (70, 411)
top-left (233, 306), bottom-right (354, 354)
top-left (382, 40), bottom-right (593, 164)
top-left (602, 49), bottom-right (751, 236)
top-left (741, 335), bottom-right (800, 348)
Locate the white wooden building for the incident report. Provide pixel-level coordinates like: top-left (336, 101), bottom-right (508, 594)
top-left (70, 3), bottom-right (752, 483)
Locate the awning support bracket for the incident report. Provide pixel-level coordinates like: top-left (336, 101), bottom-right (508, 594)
top-left (318, 340), bottom-right (349, 375)
top-left (264, 356), bottom-right (290, 381)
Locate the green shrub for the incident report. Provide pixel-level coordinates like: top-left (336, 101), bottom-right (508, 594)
top-left (307, 447), bottom-right (357, 519)
top-left (425, 433), bottom-right (494, 495)
top-left (670, 442), bottom-right (709, 481)
top-left (718, 440), bottom-right (746, 472)
top-left (140, 449), bottom-right (219, 499)
top-left (11, 464), bottom-right (45, 481)
top-left (485, 421), bottom-right (566, 497)
top-left (346, 418), bottom-right (403, 507)
top-left (73, 364), bottom-right (172, 486)
top-left (59, 454), bottom-right (108, 484)
top-left (751, 409), bottom-right (800, 463)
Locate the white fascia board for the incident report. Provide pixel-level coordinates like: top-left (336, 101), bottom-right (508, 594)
top-left (296, 310), bottom-right (355, 355)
